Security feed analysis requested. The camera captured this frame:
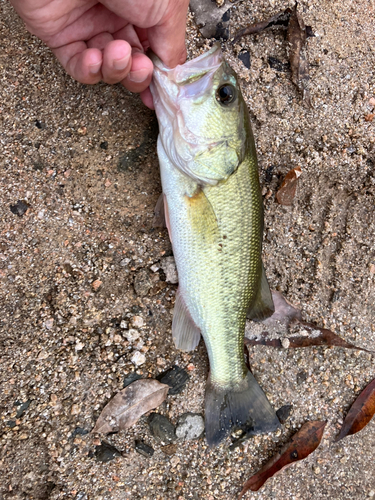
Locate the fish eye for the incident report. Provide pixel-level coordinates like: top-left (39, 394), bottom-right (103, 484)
top-left (216, 84), bottom-right (236, 105)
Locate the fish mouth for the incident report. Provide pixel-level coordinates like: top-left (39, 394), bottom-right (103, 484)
top-left (150, 43), bottom-right (223, 85)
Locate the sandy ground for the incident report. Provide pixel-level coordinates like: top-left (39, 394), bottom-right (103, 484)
top-left (1, 0), bottom-right (374, 498)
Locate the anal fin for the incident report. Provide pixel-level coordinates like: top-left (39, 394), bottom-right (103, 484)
top-left (247, 262), bottom-right (275, 321)
top-left (172, 288), bottom-right (201, 351)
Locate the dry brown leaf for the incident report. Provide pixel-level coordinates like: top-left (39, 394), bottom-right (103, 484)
top-left (336, 377), bottom-right (375, 441)
top-left (238, 421), bottom-right (326, 496)
top-left (246, 291), bottom-right (372, 353)
top-left (92, 379), bottom-right (169, 434)
top-left (287, 4), bottom-right (311, 106)
top-left (276, 167), bottom-right (302, 205)
top-left (232, 8), bottom-right (292, 42)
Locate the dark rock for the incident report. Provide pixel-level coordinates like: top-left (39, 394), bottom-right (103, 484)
top-left (71, 427), bottom-right (89, 438)
top-left (161, 443), bottom-right (178, 456)
top-left (276, 404), bottom-right (293, 423)
top-left (133, 268), bottom-right (152, 297)
top-left (10, 200), bottom-right (29, 217)
top-left (296, 370), bottom-right (308, 385)
top-left (35, 119), bottom-right (45, 129)
top-left (94, 442), bottom-right (122, 462)
top-left (100, 141), bottom-right (108, 150)
top-left (148, 413), bottom-right (176, 443)
top-left (268, 56), bottom-right (290, 72)
top-left (238, 51), bottom-right (251, 69)
top-left (74, 493), bottom-right (88, 500)
top-left (156, 365), bottom-right (189, 395)
top-left (176, 413), bottom-right (205, 440)
top-left (6, 420), bottom-right (16, 428)
top-left (189, 0), bottom-right (232, 39)
top-left (15, 399), bottom-right (31, 418)
top-left (265, 165), bottom-right (275, 183)
top-left (123, 372), bottom-right (142, 388)
top-left (134, 440), bottom-right (154, 457)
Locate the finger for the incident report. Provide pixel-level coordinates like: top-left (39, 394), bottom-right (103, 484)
top-left (87, 32), bottom-right (114, 50)
top-left (147, 0), bottom-right (189, 68)
top-left (121, 51), bottom-right (153, 93)
top-left (101, 39), bottom-right (132, 84)
top-left (52, 42), bottom-right (103, 84)
top-left (140, 88), bottom-right (154, 109)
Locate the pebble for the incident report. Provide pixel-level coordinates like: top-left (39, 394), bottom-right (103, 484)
top-left (9, 200), bottom-right (29, 217)
top-left (134, 440), bottom-right (154, 458)
top-left (161, 256), bottom-right (178, 284)
top-left (133, 268), bottom-right (152, 296)
top-left (150, 264), bottom-right (159, 272)
top-left (125, 329), bottom-right (140, 342)
top-left (94, 442), bottom-right (122, 462)
top-left (15, 400), bottom-right (31, 418)
top-left (157, 365), bottom-right (190, 395)
top-left (131, 351), bottom-right (146, 366)
top-left (175, 413), bottom-right (205, 441)
top-left (281, 338), bottom-right (290, 349)
top-left (123, 372), bottom-right (142, 388)
top-left (161, 443), bottom-right (178, 456)
top-left (131, 316), bottom-right (144, 328)
top-left (148, 413), bottom-right (176, 443)
top-left (238, 51), bottom-right (251, 69)
top-left (120, 320), bottom-right (128, 329)
top-left (70, 404), bottom-right (80, 415)
top-left (276, 404), bottom-right (293, 424)
top-left (91, 280), bottom-right (102, 291)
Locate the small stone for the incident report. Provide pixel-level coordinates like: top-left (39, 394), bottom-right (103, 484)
top-left (44, 318), bottom-right (54, 330)
top-left (134, 440), bottom-right (154, 458)
top-left (77, 126), bottom-right (87, 135)
top-left (92, 280), bottom-right (102, 291)
top-left (71, 404), bottom-right (80, 415)
top-left (15, 400), bottom-right (31, 418)
top-left (94, 442), bottom-right (122, 462)
top-left (281, 338), bottom-right (290, 349)
top-left (156, 366), bottom-right (189, 395)
top-left (296, 370), bottom-right (308, 385)
top-left (369, 97), bottom-right (375, 107)
top-left (125, 329), bottom-right (140, 342)
top-left (238, 51), bottom-right (251, 69)
top-left (276, 404), bottom-right (293, 423)
top-left (170, 455), bottom-right (180, 467)
top-left (100, 141), bottom-right (108, 150)
top-left (313, 466), bottom-right (321, 474)
top-left (6, 420), bottom-right (16, 428)
top-left (75, 341), bottom-right (84, 351)
top-left (123, 372), bottom-right (142, 388)
top-left (364, 114), bottom-right (374, 122)
top-left (131, 316), bottom-right (144, 328)
top-left (10, 200), bottom-right (29, 217)
top-left (175, 413), bottom-right (205, 441)
top-left (134, 269), bottom-right (152, 296)
top-left (71, 427), bottom-right (89, 438)
top-left (148, 413), bottom-right (176, 443)
top-left (120, 320), bottom-right (128, 329)
top-left (131, 351), bottom-right (146, 366)
top-left (150, 264), bottom-right (159, 272)
top-left (161, 443), bottom-right (178, 456)
top-left (120, 258), bottom-right (131, 267)
top-left (161, 256), bottom-right (178, 284)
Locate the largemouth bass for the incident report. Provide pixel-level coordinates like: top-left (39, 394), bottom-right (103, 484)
top-left (150, 44), bottom-right (280, 446)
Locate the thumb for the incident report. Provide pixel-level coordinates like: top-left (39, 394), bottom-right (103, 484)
top-left (147, 0), bottom-right (189, 68)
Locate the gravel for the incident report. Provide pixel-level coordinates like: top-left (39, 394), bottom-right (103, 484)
top-left (0, 0), bottom-right (374, 499)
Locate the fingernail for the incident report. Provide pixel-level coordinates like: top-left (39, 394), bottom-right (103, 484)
top-left (128, 68), bottom-right (150, 83)
top-left (89, 62), bottom-right (101, 75)
top-left (113, 56), bottom-right (130, 71)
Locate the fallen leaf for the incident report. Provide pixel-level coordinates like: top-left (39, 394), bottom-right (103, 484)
top-left (287, 4), bottom-right (312, 106)
top-left (276, 167), bottom-right (302, 205)
top-left (336, 377), bottom-right (375, 441)
top-left (233, 8), bottom-right (292, 42)
top-left (246, 291), bottom-right (372, 353)
top-left (92, 379), bottom-right (169, 434)
top-left (238, 421), bottom-right (326, 496)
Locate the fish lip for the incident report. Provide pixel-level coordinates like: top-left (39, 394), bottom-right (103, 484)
top-left (151, 43), bottom-right (223, 85)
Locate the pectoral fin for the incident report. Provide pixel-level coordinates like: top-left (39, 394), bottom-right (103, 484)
top-left (172, 288), bottom-right (201, 351)
top-left (247, 263), bottom-right (275, 320)
top-left (153, 193), bottom-right (166, 228)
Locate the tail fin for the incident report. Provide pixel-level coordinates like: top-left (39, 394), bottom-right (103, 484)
top-left (205, 370), bottom-right (280, 447)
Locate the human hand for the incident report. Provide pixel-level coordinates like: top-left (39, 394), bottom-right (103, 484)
top-left (9, 0), bottom-right (190, 108)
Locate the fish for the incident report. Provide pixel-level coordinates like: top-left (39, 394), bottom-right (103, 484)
top-left (149, 43), bottom-right (280, 446)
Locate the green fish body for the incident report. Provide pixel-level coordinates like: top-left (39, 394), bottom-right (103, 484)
top-left (150, 44), bottom-right (280, 446)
